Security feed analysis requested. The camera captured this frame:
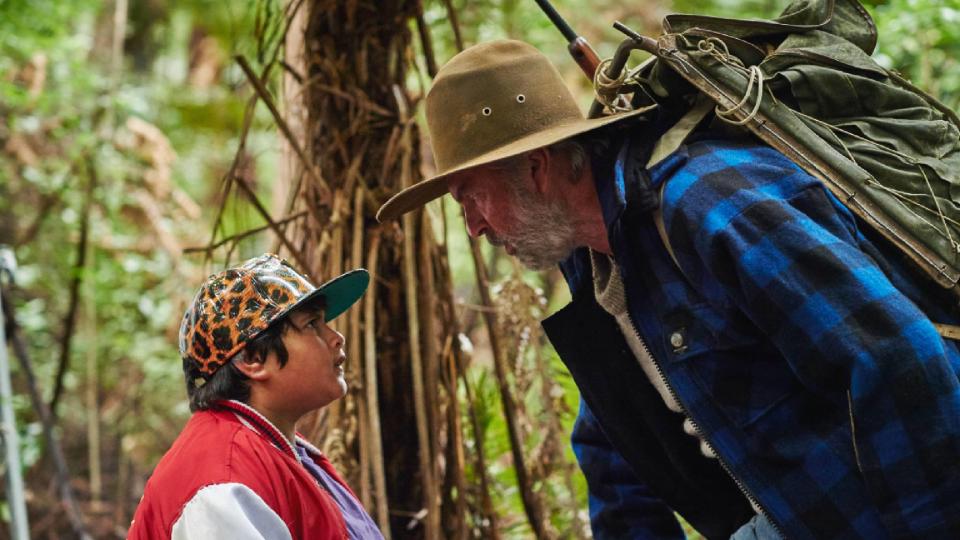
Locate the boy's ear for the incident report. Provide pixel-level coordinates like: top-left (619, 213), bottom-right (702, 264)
top-left (233, 352), bottom-right (271, 381)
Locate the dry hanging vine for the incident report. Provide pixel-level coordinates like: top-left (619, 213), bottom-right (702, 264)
top-left (202, 1), bottom-right (588, 538)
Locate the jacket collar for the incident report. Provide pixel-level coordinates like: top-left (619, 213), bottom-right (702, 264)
top-left (214, 399), bottom-right (322, 463)
top-left (591, 136), bottom-right (632, 232)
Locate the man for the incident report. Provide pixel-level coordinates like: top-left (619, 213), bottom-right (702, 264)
top-left (377, 39), bottom-right (960, 539)
top-left (128, 254), bottom-right (383, 540)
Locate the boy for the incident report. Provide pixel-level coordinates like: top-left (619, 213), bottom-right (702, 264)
top-left (129, 254), bottom-right (383, 539)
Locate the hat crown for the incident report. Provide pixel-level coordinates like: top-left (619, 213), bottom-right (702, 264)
top-left (425, 40), bottom-right (583, 174)
top-left (375, 40), bottom-right (652, 223)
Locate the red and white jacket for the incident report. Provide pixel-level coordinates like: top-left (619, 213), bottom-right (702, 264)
top-left (128, 400), bottom-right (353, 539)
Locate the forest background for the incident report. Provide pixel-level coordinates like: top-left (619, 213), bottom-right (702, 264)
top-left (1, 0), bottom-right (959, 538)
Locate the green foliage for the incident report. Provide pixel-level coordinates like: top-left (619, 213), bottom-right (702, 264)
top-left (2, 0), bottom-right (957, 536)
top-left (1, 1), bottom-right (285, 534)
top-left (0, 0), bottom-right (97, 53)
top-left (869, 0), bottom-right (960, 110)
top-left (427, 0), bottom-right (959, 539)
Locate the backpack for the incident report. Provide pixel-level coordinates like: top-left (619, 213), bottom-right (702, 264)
top-left (607, 0), bottom-right (960, 336)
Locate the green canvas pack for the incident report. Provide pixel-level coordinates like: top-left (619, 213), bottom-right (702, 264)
top-left (612, 0), bottom-right (960, 314)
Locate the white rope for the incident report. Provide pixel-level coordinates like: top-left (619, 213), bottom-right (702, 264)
top-left (918, 164), bottom-right (957, 251)
top-left (695, 37), bottom-right (765, 126)
top-left (593, 57), bottom-right (633, 113)
top-left (697, 37), bottom-right (744, 69)
top-left (714, 65), bottom-right (766, 126)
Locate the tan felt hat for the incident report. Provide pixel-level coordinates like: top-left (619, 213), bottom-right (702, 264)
top-left (376, 39), bottom-right (653, 222)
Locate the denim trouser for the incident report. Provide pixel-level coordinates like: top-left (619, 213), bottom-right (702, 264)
top-left (730, 514), bottom-right (782, 539)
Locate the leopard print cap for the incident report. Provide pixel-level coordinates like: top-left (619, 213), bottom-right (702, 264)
top-left (179, 254), bottom-right (317, 384)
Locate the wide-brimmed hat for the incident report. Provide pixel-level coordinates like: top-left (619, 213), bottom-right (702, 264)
top-left (179, 254), bottom-right (369, 386)
top-left (376, 39), bottom-right (653, 222)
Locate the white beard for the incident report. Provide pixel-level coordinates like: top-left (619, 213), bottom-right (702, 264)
top-left (489, 178), bottom-right (580, 270)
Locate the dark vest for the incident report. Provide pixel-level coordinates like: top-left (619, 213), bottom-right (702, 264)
top-left (542, 125), bottom-right (753, 538)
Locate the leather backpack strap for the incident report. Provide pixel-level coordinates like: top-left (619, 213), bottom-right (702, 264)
top-left (648, 96), bottom-right (714, 274)
top-left (934, 323), bottom-right (960, 341)
top-left (647, 96), bottom-right (715, 170)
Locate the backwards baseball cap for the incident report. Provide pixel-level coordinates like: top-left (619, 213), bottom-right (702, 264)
top-left (179, 253), bottom-right (369, 387)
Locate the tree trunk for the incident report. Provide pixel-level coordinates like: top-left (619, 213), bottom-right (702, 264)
top-left (276, 2), bottom-right (584, 538)
top-left (284, 2), bottom-right (461, 537)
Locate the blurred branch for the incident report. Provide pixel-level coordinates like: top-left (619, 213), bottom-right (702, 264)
top-left (205, 32), bottom-right (296, 267)
top-left (204, 94), bottom-right (259, 267)
top-left (397, 82), bottom-right (442, 539)
top-left (456, 302), bottom-right (498, 313)
top-left (14, 192), bottom-right (60, 247)
top-left (50, 155), bottom-right (96, 416)
top-left (417, 209), bottom-right (445, 536)
top-left (232, 175), bottom-right (314, 278)
top-left (442, 0), bottom-right (465, 51)
top-left (468, 237), bottom-right (548, 539)
top-left (419, 6), bottom-right (545, 535)
top-left (2, 285), bottom-right (92, 539)
top-left (183, 210), bottom-right (308, 255)
top-left (415, 0), bottom-right (438, 77)
top-left (280, 60), bottom-right (304, 84)
top-left (235, 54), bottom-right (331, 206)
top-left (363, 231), bottom-right (391, 537)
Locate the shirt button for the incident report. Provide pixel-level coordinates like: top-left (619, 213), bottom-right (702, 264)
top-left (670, 331), bottom-right (685, 349)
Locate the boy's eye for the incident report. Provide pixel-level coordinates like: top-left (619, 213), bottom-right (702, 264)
top-left (306, 316), bottom-right (326, 333)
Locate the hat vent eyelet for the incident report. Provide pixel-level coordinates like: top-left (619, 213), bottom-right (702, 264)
top-left (481, 106), bottom-right (492, 116)
top-left (516, 94), bottom-right (525, 103)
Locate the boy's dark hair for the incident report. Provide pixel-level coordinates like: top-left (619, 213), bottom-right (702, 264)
top-left (185, 321), bottom-right (290, 412)
top-left (185, 297), bottom-right (324, 412)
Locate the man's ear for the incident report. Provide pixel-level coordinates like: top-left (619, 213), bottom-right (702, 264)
top-left (528, 147), bottom-right (552, 196)
top-left (233, 352), bottom-right (272, 382)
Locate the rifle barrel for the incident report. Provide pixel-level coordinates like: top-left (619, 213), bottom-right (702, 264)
top-left (534, 0), bottom-right (578, 42)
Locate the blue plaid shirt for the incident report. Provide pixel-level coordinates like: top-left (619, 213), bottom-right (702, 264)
top-left (566, 138), bottom-right (960, 539)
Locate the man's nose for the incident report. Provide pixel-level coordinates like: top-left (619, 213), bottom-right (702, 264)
top-left (463, 207), bottom-right (487, 238)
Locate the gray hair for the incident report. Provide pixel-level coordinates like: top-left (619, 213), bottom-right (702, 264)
top-left (548, 139), bottom-right (588, 181)
top-left (485, 137), bottom-right (589, 183)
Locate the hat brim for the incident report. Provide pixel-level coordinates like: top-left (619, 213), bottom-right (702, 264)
top-left (376, 106), bottom-right (655, 222)
top-left (282, 268), bottom-right (370, 323)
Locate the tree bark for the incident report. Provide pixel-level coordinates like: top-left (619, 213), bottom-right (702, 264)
top-left (289, 2), bottom-right (461, 537)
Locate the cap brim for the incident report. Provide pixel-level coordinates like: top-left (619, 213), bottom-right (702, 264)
top-left (376, 106), bottom-right (655, 222)
top-left (285, 268), bottom-right (370, 323)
